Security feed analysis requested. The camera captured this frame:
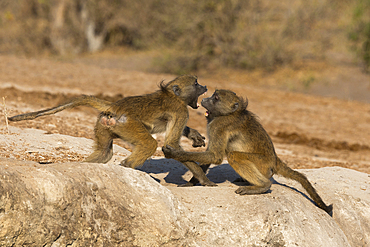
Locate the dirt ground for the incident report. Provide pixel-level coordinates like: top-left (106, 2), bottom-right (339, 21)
top-left (0, 53), bottom-right (370, 174)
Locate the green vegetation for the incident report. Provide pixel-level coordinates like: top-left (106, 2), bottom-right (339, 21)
top-left (349, 0), bottom-right (370, 72)
top-left (0, 0), bottom-right (367, 73)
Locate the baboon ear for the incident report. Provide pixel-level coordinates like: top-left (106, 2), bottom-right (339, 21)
top-left (172, 85), bottom-right (181, 96)
top-left (231, 102), bottom-right (239, 112)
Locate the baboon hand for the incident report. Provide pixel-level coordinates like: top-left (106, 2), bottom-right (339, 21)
top-left (183, 127), bottom-right (206, 147)
top-left (189, 130), bottom-right (206, 147)
top-left (162, 145), bottom-right (180, 159)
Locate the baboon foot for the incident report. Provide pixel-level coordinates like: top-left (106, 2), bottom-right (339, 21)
top-left (178, 177), bottom-right (200, 187)
top-left (235, 185), bottom-right (269, 195)
top-left (178, 182), bottom-right (196, 187)
top-left (120, 159), bottom-right (132, 168)
top-left (197, 175), bottom-right (217, 187)
top-left (201, 180), bottom-right (217, 187)
top-left (178, 179), bottom-right (217, 187)
top-left (235, 186), bottom-right (251, 195)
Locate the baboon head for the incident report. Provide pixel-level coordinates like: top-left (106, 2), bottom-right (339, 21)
top-left (163, 75), bottom-right (207, 109)
top-left (202, 89), bottom-right (245, 120)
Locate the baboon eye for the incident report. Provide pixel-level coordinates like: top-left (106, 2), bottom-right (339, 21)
top-left (194, 80), bottom-right (198, 86)
top-left (214, 94), bottom-right (219, 101)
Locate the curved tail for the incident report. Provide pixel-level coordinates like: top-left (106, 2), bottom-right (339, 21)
top-left (275, 158), bottom-right (333, 214)
top-left (8, 95), bottom-right (112, 122)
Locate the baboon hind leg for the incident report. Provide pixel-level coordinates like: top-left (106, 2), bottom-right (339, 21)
top-left (111, 118), bottom-right (157, 169)
top-left (85, 120), bottom-right (115, 163)
top-left (227, 152), bottom-right (273, 195)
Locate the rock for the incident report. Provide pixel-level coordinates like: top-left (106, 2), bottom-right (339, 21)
top-left (0, 158), bottom-right (190, 246)
top-left (1, 158), bottom-right (369, 247)
top-left (166, 166), bottom-right (370, 247)
top-left (0, 128), bottom-right (369, 246)
top-left (301, 167), bottom-right (370, 247)
top-left (0, 127), bottom-right (129, 164)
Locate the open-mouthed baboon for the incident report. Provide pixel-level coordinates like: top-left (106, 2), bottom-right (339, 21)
top-left (9, 75), bottom-right (215, 186)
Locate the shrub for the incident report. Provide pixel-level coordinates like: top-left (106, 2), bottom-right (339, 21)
top-left (0, 0), bottom-right (356, 73)
top-left (348, 0), bottom-right (370, 72)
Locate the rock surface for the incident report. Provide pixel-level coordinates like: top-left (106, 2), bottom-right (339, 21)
top-left (1, 128), bottom-right (370, 246)
top-left (0, 151), bottom-right (369, 246)
top-left (0, 159), bottom-right (191, 246)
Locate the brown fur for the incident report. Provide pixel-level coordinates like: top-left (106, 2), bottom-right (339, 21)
top-left (163, 89), bottom-right (332, 214)
top-left (9, 75), bottom-right (215, 186)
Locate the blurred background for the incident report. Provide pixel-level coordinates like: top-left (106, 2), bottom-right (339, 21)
top-left (0, 0), bottom-right (369, 102)
top-left (1, 0), bottom-right (370, 172)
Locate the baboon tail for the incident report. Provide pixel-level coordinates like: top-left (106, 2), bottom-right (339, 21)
top-left (275, 158), bottom-right (333, 214)
top-left (8, 95), bottom-right (112, 122)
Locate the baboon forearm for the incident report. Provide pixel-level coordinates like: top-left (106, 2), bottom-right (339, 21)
top-left (171, 150), bottom-right (223, 165)
top-left (164, 118), bottom-right (188, 148)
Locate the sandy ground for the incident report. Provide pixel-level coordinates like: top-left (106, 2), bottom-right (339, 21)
top-left (0, 54), bottom-right (370, 175)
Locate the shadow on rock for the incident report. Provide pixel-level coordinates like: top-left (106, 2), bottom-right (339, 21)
top-left (138, 158), bottom-right (240, 186)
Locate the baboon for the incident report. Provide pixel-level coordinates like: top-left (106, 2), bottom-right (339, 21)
top-left (163, 89), bottom-right (333, 214)
top-left (9, 75), bottom-right (215, 186)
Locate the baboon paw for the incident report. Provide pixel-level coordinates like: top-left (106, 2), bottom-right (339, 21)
top-left (203, 181), bottom-right (217, 187)
top-left (178, 182), bottom-right (195, 187)
top-left (191, 135), bottom-right (206, 147)
top-left (235, 186), bottom-right (249, 195)
top-left (120, 160), bottom-right (131, 168)
top-left (192, 139), bottom-right (206, 148)
top-left (162, 145), bottom-right (176, 158)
